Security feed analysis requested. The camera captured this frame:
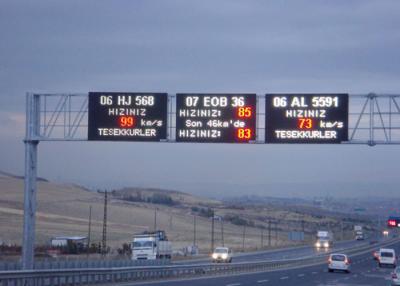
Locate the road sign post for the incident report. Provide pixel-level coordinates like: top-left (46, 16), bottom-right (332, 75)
top-left (22, 93), bottom-right (40, 270)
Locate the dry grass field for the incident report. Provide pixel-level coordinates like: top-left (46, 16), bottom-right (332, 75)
top-left (0, 171), bottom-right (360, 255)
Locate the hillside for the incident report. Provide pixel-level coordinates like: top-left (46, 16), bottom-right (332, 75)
top-left (0, 171), bottom-right (371, 255)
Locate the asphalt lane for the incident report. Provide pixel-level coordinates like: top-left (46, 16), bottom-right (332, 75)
top-left (126, 238), bottom-right (398, 286)
top-left (174, 238), bottom-right (373, 265)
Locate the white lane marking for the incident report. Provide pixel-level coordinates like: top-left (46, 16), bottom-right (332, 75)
top-left (257, 279), bottom-right (269, 283)
top-left (226, 284), bottom-right (241, 286)
top-left (311, 271), bottom-right (318, 275)
top-left (280, 276), bottom-right (289, 280)
top-left (298, 274), bottom-right (305, 277)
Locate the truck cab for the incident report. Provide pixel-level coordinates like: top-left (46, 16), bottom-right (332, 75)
top-left (132, 236), bottom-right (157, 260)
top-left (315, 231), bottom-right (333, 249)
top-left (131, 231), bottom-right (172, 260)
top-left (355, 231), bottom-right (364, 240)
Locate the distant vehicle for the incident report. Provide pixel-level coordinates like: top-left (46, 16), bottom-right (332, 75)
top-left (131, 230), bottom-right (172, 260)
top-left (354, 225), bottom-right (364, 240)
top-left (388, 217), bottom-right (400, 228)
top-left (211, 247), bottom-right (233, 263)
top-left (383, 230), bottom-right (390, 237)
top-left (328, 253), bottom-right (351, 273)
top-left (315, 230), bottom-right (333, 249)
top-left (373, 250), bottom-right (379, 261)
top-left (378, 248), bottom-right (397, 268)
top-left (391, 266), bottom-right (400, 285)
top-left (50, 236), bottom-right (87, 254)
top-left (355, 231), bottom-right (364, 240)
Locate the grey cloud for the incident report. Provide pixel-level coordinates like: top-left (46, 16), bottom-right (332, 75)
top-left (0, 0), bottom-right (400, 198)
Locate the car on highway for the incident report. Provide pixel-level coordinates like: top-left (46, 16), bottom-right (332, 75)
top-left (379, 248), bottom-right (397, 268)
top-left (211, 247), bottom-right (233, 263)
top-left (328, 253), bottom-right (351, 273)
top-left (392, 267), bottom-right (400, 285)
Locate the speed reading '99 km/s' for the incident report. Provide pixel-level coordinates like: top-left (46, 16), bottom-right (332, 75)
top-left (176, 94), bottom-right (257, 143)
top-left (88, 92), bottom-right (168, 141)
top-left (265, 94), bottom-right (348, 143)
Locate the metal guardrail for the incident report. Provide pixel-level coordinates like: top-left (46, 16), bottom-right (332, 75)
top-left (0, 258), bottom-right (170, 271)
top-left (1, 238), bottom-right (398, 286)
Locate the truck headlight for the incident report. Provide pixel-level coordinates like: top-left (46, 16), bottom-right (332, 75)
top-left (212, 253), bottom-right (218, 259)
top-left (324, 242), bottom-right (329, 248)
top-left (315, 242), bottom-right (321, 247)
top-left (221, 254), bottom-right (228, 259)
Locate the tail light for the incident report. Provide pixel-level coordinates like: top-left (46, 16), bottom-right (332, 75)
top-left (328, 258), bottom-right (332, 263)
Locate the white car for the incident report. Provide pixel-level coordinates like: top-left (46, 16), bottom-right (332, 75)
top-left (211, 247), bottom-right (233, 263)
top-left (328, 253), bottom-right (351, 273)
top-left (392, 267), bottom-right (400, 285)
top-left (379, 248), bottom-right (397, 268)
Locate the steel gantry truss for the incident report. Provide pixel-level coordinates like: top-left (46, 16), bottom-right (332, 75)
top-left (26, 93), bottom-right (400, 144)
top-left (22, 92), bottom-right (400, 270)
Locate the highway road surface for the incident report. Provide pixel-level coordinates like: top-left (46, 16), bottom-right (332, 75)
top-left (125, 237), bottom-right (398, 286)
top-left (175, 237), bottom-right (376, 265)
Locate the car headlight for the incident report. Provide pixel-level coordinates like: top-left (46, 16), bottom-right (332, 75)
top-left (315, 242), bottom-right (321, 247)
top-left (324, 242), bottom-right (329, 248)
top-left (212, 253), bottom-right (218, 259)
top-left (221, 253), bottom-right (228, 259)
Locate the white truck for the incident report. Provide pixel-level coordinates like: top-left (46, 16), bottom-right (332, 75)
top-left (315, 230), bottom-right (334, 249)
top-left (131, 230), bottom-right (172, 260)
top-left (354, 225), bottom-right (364, 240)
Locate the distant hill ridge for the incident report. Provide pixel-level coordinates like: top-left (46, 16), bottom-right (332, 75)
top-left (0, 170), bottom-right (218, 205)
top-left (0, 170), bottom-right (48, 182)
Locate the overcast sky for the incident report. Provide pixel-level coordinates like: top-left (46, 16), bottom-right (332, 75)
top-left (1, 0), bottom-right (400, 199)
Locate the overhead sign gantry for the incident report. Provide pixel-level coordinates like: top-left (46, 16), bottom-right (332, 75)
top-left (22, 92), bottom-right (400, 271)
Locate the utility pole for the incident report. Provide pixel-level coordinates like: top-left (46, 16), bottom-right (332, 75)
top-left (261, 228), bottom-right (264, 249)
top-left (87, 205), bottom-right (92, 257)
top-left (102, 191), bottom-right (108, 257)
top-left (154, 207), bottom-right (157, 231)
top-left (193, 215), bottom-right (197, 246)
top-left (221, 219), bottom-right (224, 247)
top-left (211, 209), bottom-right (215, 253)
top-left (268, 220), bottom-right (271, 247)
top-left (242, 225), bottom-right (246, 252)
top-left (341, 220), bottom-right (344, 240)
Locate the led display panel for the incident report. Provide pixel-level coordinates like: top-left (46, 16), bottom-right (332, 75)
top-left (266, 94), bottom-right (348, 143)
top-left (88, 92), bottom-right (167, 141)
top-left (176, 94), bottom-right (256, 143)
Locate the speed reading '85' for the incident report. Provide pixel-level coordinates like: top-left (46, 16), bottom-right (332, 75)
top-left (176, 94), bottom-right (256, 143)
